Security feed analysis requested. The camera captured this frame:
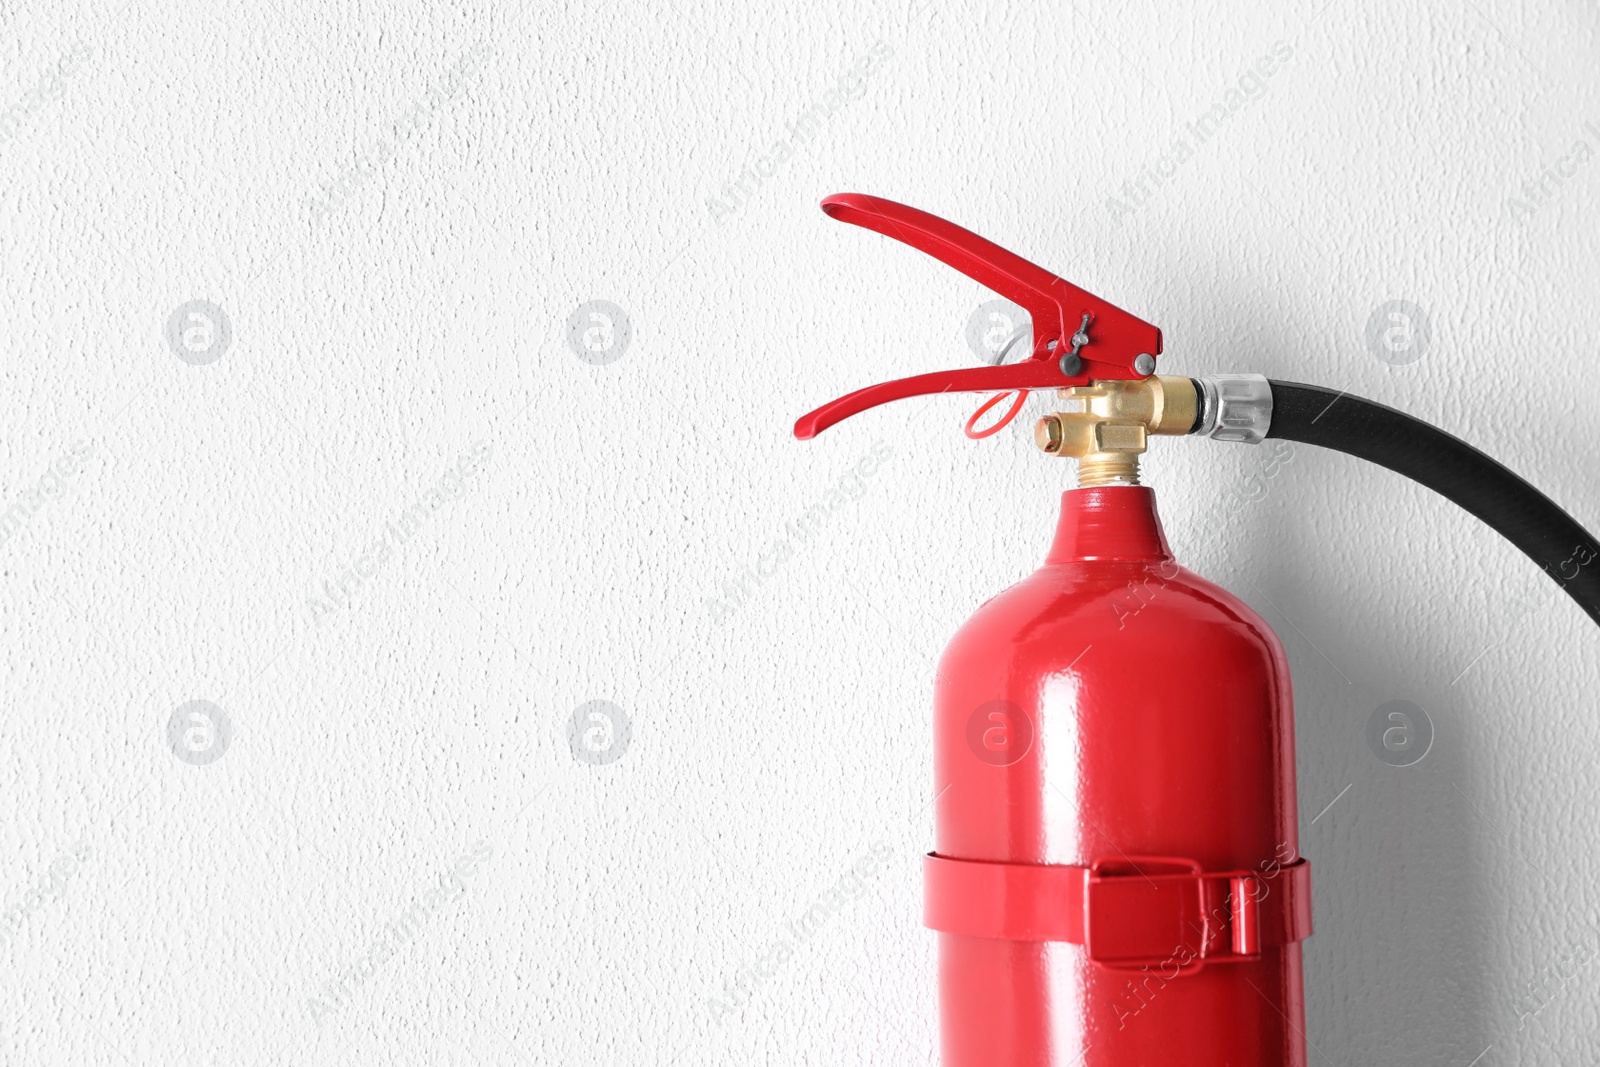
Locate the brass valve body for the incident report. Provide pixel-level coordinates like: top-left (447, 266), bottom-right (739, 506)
top-left (1035, 376), bottom-right (1198, 487)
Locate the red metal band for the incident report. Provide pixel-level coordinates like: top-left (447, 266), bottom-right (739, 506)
top-left (923, 852), bottom-right (1313, 972)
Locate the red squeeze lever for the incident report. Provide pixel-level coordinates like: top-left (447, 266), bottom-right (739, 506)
top-left (793, 193), bottom-right (1164, 439)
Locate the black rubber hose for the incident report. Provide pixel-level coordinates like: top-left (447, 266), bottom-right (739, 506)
top-left (1264, 380), bottom-right (1600, 628)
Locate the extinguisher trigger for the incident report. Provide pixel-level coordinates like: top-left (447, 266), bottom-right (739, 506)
top-left (794, 193), bottom-right (1164, 439)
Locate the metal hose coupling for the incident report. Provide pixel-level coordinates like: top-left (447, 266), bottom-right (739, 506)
top-left (1192, 374), bottom-right (1273, 444)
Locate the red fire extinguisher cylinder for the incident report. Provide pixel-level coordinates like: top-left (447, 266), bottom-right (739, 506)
top-left (926, 486), bottom-right (1310, 1065)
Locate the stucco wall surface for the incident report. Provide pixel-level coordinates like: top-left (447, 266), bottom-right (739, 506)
top-left (2, 1), bottom-right (1598, 1063)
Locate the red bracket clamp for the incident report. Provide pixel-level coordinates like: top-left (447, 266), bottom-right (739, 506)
top-left (794, 193), bottom-right (1164, 439)
top-left (923, 852), bottom-right (1313, 974)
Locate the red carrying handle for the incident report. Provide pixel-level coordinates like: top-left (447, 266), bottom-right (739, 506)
top-left (794, 193), bottom-right (1163, 439)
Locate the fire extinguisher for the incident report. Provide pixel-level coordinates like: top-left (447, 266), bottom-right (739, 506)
top-left (794, 193), bottom-right (1600, 1066)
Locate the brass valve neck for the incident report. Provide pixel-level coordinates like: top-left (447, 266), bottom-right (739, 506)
top-left (1076, 452), bottom-right (1142, 489)
top-left (1034, 375), bottom-right (1198, 487)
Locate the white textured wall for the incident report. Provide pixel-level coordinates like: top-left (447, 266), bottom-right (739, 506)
top-left (2, 0), bottom-right (1598, 1063)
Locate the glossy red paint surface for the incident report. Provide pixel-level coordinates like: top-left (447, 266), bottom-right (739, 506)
top-left (931, 486), bottom-right (1307, 1066)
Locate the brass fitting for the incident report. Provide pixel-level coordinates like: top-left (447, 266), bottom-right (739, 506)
top-left (1034, 375), bottom-right (1198, 487)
